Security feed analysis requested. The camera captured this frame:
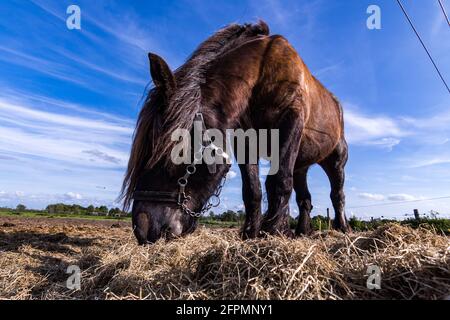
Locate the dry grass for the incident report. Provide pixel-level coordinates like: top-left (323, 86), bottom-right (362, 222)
top-left (0, 217), bottom-right (449, 300)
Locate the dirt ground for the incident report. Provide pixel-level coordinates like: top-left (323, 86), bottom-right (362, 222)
top-left (0, 216), bottom-right (449, 300)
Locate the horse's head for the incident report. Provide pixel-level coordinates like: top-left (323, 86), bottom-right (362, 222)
top-left (124, 53), bottom-right (228, 244)
top-left (132, 165), bottom-right (200, 244)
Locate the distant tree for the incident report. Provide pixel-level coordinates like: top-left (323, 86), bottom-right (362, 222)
top-left (46, 204), bottom-right (55, 214)
top-left (208, 211), bottom-right (215, 219)
top-left (220, 210), bottom-right (239, 222)
top-left (87, 205), bottom-right (95, 214)
top-left (16, 204), bottom-right (26, 211)
top-left (237, 210), bottom-right (245, 221)
top-left (55, 203), bottom-right (65, 213)
top-left (97, 205), bottom-right (108, 215)
top-left (71, 205), bottom-right (81, 214)
top-left (109, 207), bottom-right (122, 217)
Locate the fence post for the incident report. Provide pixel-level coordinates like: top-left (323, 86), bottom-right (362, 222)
top-left (327, 208), bottom-right (331, 230)
top-left (413, 209), bottom-right (420, 220)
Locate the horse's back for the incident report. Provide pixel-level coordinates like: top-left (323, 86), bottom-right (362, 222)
top-left (208, 33), bottom-right (344, 165)
top-left (255, 35), bottom-right (345, 165)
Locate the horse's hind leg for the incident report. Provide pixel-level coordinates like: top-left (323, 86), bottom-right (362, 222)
top-left (261, 109), bottom-right (303, 237)
top-left (294, 166), bottom-right (313, 236)
top-left (319, 139), bottom-right (351, 233)
top-left (239, 164), bottom-right (262, 239)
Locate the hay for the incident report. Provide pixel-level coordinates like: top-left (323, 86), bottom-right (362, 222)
top-left (0, 219), bottom-right (448, 300)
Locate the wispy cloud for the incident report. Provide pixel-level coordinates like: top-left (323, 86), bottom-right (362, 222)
top-left (3, 0), bottom-right (153, 96)
top-left (0, 92), bottom-right (132, 208)
top-left (0, 46), bottom-right (91, 89)
top-left (0, 190), bottom-right (116, 207)
top-left (411, 157), bottom-right (450, 168)
top-left (226, 170), bottom-right (238, 179)
top-left (1, 99), bottom-right (132, 134)
top-left (50, 47), bottom-right (146, 86)
top-left (358, 193), bottom-right (385, 201)
top-left (344, 105), bottom-right (409, 149)
top-left (358, 192), bottom-right (424, 202)
top-left (344, 100), bottom-right (450, 153)
top-left (0, 88), bottom-right (135, 125)
top-left (0, 95), bottom-right (131, 169)
top-left (82, 149), bottom-right (122, 165)
top-left (387, 194), bottom-right (424, 201)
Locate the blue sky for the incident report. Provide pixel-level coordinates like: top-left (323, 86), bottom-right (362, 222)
top-left (0, 0), bottom-right (449, 219)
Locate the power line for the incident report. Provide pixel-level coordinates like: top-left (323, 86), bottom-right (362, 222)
top-left (438, 0), bottom-right (450, 26)
top-left (396, 0), bottom-right (450, 94)
top-left (348, 195), bottom-right (450, 209)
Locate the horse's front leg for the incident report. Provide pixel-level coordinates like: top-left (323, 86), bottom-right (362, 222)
top-left (239, 164), bottom-right (262, 239)
top-left (261, 109), bottom-right (303, 237)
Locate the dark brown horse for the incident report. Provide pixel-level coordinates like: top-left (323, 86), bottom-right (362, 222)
top-left (121, 21), bottom-right (350, 244)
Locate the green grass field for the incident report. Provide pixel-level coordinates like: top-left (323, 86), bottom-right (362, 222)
top-left (0, 210), bottom-right (131, 221)
top-left (3, 210), bottom-right (447, 233)
top-left (0, 210), bottom-right (241, 228)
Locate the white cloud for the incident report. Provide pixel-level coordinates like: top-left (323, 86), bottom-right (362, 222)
top-left (82, 149), bottom-right (122, 164)
top-left (259, 165), bottom-right (273, 176)
top-left (64, 192), bottom-right (83, 200)
top-left (387, 194), bottom-right (423, 201)
top-left (0, 190), bottom-right (115, 208)
top-left (0, 99), bottom-right (132, 134)
top-left (0, 93), bottom-right (133, 209)
top-left (0, 191), bottom-right (25, 199)
top-left (358, 192), bottom-right (385, 201)
top-left (226, 170), bottom-right (238, 179)
top-left (0, 97), bottom-right (131, 168)
top-left (0, 46), bottom-right (92, 89)
top-left (357, 192), bottom-right (424, 202)
top-left (344, 106), bottom-right (408, 149)
top-left (19, 0), bottom-right (156, 89)
top-left (343, 102), bottom-right (450, 154)
top-left (362, 137), bottom-right (401, 150)
top-left (411, 157), bottom-right (450, 168)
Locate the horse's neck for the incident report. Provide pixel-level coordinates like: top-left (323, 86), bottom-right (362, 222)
top-left (201, 88), bottom-right (249, 132)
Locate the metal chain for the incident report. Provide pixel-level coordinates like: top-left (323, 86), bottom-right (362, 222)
top-left (178, 172), bottom-right (226, 218)
top-left (176, 113), bottom-right (228, 218)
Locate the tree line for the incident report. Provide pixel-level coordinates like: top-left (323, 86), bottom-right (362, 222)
top-left (10, 203), bottom-right (127, 217)
top-left (4, 204), bottom-right (449, 234)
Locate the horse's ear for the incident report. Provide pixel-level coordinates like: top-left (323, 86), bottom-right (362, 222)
top-left (148, 53), bottom-right (176, 98)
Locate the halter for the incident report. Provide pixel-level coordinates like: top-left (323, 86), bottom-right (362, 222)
top-left (132, 113), bottom-right (228, 218)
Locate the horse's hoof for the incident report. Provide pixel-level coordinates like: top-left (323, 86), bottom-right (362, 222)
top-left (333, 224), bottom-right (352, 234)
top-left (295, 228), bottom-right (314, 237)
top-left (295, 223), bottom-right (314, 237)
top-left (283, 229), bottom-right (295, 239)
top-left (241, 229), bottom-right (259, 240)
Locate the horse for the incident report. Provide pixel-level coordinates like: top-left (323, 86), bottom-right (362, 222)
top-left (121, 21), bottom-right (351, 244)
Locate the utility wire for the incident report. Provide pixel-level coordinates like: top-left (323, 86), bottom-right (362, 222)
top-left (348, 195), bottom-right (450, 209)
top-left (396, 0), bottom-right (450, 94)
top-left (438, 0), bottom-right (450, 26)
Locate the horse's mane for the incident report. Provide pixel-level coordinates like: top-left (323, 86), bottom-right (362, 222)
top-left (121, 21), bottom-right (270, 209)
